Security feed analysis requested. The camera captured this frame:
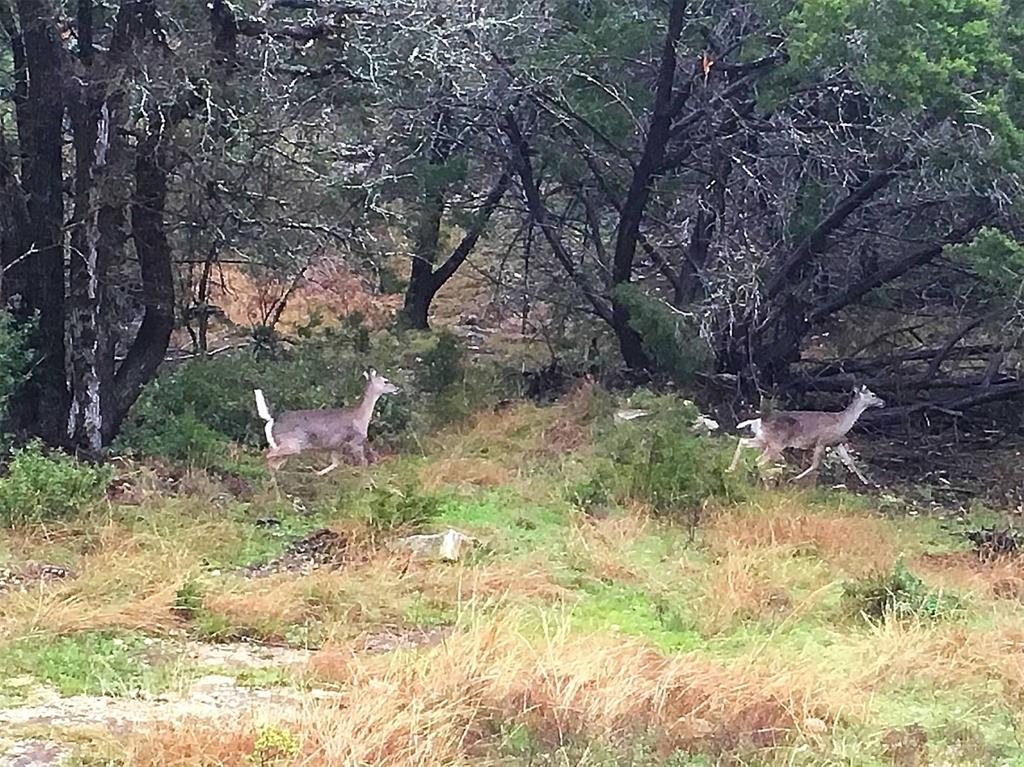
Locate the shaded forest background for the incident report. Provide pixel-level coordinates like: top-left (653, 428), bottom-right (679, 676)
top-left (0, 0), bottom-right (1022, 470)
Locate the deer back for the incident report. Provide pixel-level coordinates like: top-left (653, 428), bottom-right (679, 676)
top-left (761, 411), bottom-right (846, 449)
top-left (272, 407), bottom-right (364, 451)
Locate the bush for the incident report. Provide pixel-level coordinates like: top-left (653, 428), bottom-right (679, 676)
top-left (612, 283), bottom-right (710, 386)
top-left (843, 561), bottom-right (963, 622)
top-left (0, 312), bottom-right (35, 421)
top-left (116, 409), bottom-right (232, 468)
top-left (586, 391), bottom-right (744, 516)
top-left (117, 331), bottom-right (410, 452)
top-left (348, 483), bottom-right (444, 532)
top-left (248, 725), bottom-right (300, 767)
top-left (0, 441), bottom-right (111, 525)
top-left (416, 330), bottom-right (466, 393)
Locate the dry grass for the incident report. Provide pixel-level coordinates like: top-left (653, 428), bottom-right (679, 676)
top-left (418, 457), bottom-right (512, 491)
top-left (127, 614), bottom-right (834, 766)
top-left (915, 551), bottom-right (1024, 601)
top-left (693, 551), bottom-right (798, 635)
top-left (567, 514), bottom-right (652, 584)
top-left (211, 262), bottom-right (399, 331)
top-left (844, 617), bottom-right (1024, 698)
top-left (430, 381), bottom-right (599, 466)
top-left (0, 520), bottom-right (202, 638)
top-left (705, 498), bottom-right (896, 575)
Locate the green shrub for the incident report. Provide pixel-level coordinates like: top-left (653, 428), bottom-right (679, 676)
top-left (0, 441), bottom-right (111, 525)
top-left (351, 483), bottom-right (444, 532)
top-left (612, 283), bottom-right (710, 386)
top-left (117, 334), bottom-right (409, 451)
top-left (173, 580), bottom-right (204, 621)
top-left (417, 330), bottom-right (465, 393)
top-left (569, 473), bottom-right (613, 515)
top-left (116, 409), bottom-right (231, 468)
top-left (248, 725), bottom-right (300, 767)
top-left (0, 311), bottom-right (35, 420)
top-left (0, 631), bottom-right (178, 697)
top-left (587, 391), bottom-right (744, 516)
top-left (117, 326), bottom-right (517, 465)
top-left (843, 561), bottom-right (963, 622)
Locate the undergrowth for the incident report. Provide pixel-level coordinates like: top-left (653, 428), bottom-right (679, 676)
top-left (0, 441), bottom-right (111, 525)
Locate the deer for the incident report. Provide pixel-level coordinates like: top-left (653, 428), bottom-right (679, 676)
top-left (727, 385), bottom-right (885, 484)
top-left (254, 369), bottom-right (399, 475)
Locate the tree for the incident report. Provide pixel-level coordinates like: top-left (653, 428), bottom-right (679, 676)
top-left (0, 0), bottom-right (369, 448)
top-left (494, 0), bottom-right (1023, 403)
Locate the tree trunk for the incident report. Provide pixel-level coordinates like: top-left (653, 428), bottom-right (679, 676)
top-left (608, 0), bottom-right (688, 370)
top-left (9, 0), bottom-right (69, 443)
top-left (105, 128), bottom-right (175, 443)
top-left (401, 170), bottom-right (510, 330)
top-left (67, 90), bottom-right (111, 451)
top-left (401, 187), bottom-right (445, 330)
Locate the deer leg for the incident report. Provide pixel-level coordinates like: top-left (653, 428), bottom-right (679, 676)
top-left (266, 440), bottom-right (301, 474)
top-left (793, 444), bottom-right (826, 481)
top-left (729, 438), bottom-right (759, 472)
top-left (315, 453), bottom-right (341, 477)
top-left (266, 451), bottom-right (290, 473)
top-left (835, 443), bottom-right (872, 485)
top-left (757, 445), bottom-right (783, 467)
top-left (345, 438), bottom-right (368, 467)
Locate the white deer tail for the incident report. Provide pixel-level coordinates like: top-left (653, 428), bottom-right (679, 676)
top-left (736, 418), bottom-right (761, 434)
top-left (254, 389), bottom-right (278, 449)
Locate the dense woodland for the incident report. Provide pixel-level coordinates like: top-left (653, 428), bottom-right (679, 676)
top-left (0, 0), bottom-right (1023, 452)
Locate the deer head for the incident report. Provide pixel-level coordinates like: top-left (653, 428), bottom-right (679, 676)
top-left (853, 385), bottom-right (885, 409)
top-left (363, 368), bottom-right (400, 396)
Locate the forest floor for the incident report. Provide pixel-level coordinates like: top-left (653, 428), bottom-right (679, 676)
top-left (2, 390), bottom-right (1024, 766)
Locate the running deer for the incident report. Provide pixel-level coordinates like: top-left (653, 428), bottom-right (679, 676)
top-left (254, 369), bottom-right (399, 475)
top-left (727, 385), bottom-right (885, 484)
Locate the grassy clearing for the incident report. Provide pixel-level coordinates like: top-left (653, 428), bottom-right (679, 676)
top-left (2, 389), bottom-right (1023, 765)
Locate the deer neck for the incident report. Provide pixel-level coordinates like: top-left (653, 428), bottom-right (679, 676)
top-left (352, 388), bottom-right (382, 436)
top-left (837, 399), bottom-right (868, 436)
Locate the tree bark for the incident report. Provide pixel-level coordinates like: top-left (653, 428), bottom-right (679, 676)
top-left (68, 90), bottom-right (111, 451)
top-left (106, 128), bottom-right (175, 443)
top-left (609, 0), bottom-right (688, 370)
top-left (9, 0), bottom-right (69, 442)
top-left (401, 171), bottom-right (510, 329)
top-left (401, 185), bottom-right (446, 330)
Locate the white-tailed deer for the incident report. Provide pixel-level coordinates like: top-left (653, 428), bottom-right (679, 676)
top-left (254, 369), bottom-right (399, 475)
top-left (728, 385), bottom-right (885, 484)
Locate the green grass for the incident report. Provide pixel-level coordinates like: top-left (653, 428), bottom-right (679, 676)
top-left (0, 631), bottom-right (190, 699)
top-left (3, 391), bottom-right (1024, 766)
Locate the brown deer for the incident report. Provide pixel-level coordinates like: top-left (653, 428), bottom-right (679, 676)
top-left (254, 369), bottom-right (399, 475)
top-left (727, 385), bottom-right (885, 484)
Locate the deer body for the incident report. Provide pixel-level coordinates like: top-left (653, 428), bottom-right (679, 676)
top-left (255, 369), bottom-right (399, 474)
top-left (728, 386), bottom-right (885, 484)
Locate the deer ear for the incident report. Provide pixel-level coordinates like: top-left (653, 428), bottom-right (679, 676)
top-left (369, 368), bottom-right (377, 378)
top-left (363, 370), bottom-right (370, 380)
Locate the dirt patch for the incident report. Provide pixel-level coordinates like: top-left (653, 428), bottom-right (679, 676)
top-left (963, 526), bottom-right (1022, 560)
top-left (0, 676), bottom-right (343, 733)
top-left (862, 435), bottom-right (1024, 513)
top-left (881, 724), bottom-right (929, 767)
top-left (0, 739), bottom-right (71, 767)
top-left (242, 528), bottom-right (351, 577)
top-left (184, 641), bottom-right (313, 670)
top-left (357, 626), bottom-right (452, 654)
